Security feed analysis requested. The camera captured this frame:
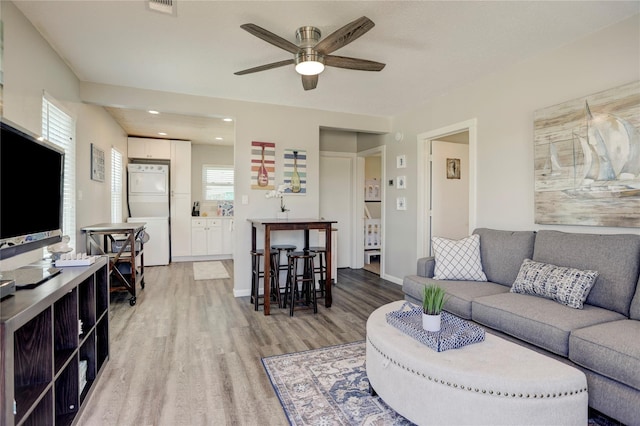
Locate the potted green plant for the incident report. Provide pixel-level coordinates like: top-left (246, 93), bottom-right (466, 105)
top-left (422, 284), bottom-right (448, 332)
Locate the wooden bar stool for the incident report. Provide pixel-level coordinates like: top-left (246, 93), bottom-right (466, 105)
top-left (284, 251), bottom-right (317, 316)
top-left (250, 249), bottom-right (265, 311)
top-left (271, 244), bottom-right (297, 307)
top-left (308, 246), bottom-right (328, 299)
top-left (250, 249), bottom-right (281, 311)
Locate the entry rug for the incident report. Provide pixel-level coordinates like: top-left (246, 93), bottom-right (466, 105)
top-left (192, 261), bottom-right (230, 280)
top-left (262, 341), bottom-right (619, 426)
top-left (262, 341), bottom-right (413, 426)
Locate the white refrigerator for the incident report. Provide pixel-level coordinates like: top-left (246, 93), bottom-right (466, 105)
top-left (127, 164), bottom-right (170, 265)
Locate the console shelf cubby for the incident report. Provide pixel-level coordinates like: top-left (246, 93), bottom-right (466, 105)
top-left (1, 256), bottom-right (109, 426)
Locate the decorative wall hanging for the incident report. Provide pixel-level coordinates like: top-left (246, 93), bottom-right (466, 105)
top-left (251, 141), bottom-right (275, 190)
top-left (90, 143), bottom-right (105, 182)
top-left (446, 158), bottom-right (460, 179)
top-left (283, 149), bottom-right (306, 194)
top-left (533, 81), bottom-right (640, 227)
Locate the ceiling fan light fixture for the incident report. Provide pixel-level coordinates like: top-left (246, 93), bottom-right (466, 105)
top-left (295, 51), bottom-right (325, 76)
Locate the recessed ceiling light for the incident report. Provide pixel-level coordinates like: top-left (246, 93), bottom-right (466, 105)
top-left (215, 137), bottom-right (223, 140)
top-left (148, 110), bottom-right (160, 114)
top-left (223, 118), bottom-right (233, 122)
top-left (158, 132), bottom-right (167, 136)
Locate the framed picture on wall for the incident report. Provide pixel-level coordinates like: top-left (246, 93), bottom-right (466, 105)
top-left (251, 141), bottom-right (275, 190)
top-left (446, 158), bottom-right (461, 179)
top-left (283, 149), bottom-right (306, 194)
top-left (90, 143), bottom-right (105, 182)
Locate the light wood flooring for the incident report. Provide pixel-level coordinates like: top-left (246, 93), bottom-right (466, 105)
top-left (77, 260), bottom-right (404, 425)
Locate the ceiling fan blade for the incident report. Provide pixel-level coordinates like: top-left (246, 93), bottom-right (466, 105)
top-left (325, 55), bottom-right (385, 71)
top-left (240, 23), bottom-right (300, 54)
top-left (314, 16), bottom-right (375, 55)
top-left (302, 75), bottom-right (318, 91)
top-left (234, 59), bottom-right (295, 75)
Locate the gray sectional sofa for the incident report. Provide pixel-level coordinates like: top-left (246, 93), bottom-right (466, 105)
top-left (402, 228), bottom-right (640, 425)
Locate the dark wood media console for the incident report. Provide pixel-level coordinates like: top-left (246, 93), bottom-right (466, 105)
top-left (1, 256), bottom-right (110, 425)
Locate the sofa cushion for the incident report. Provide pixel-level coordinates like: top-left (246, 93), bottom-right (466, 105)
top-left (510, 259), bottom-right (598, 309)
top-left (570, 320), bottom-right (640, 391)
top-left (532, 230), bottom-right (640, 316)
top-left (472, 292), bottom-right (625, 356)
top-left (402, 275), bottom-right (508, 319)
top-left (473, 228), bottom-right (536, 286)
top-left (432, 234), bottom-right (487, 281)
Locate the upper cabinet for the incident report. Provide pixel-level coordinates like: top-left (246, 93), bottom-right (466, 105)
top-left (170, 140), bottom-right (192, 194)
top-left (128, 137), bottom-right (171, 160)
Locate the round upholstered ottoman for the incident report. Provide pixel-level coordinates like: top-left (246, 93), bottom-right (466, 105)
top-left (366, 301), bottom-right (588, 425)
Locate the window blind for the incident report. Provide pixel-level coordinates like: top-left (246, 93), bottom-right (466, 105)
top-left (202, 165), bottom-right (234, 201)
top-left (42, 95), bottom-right (76, 240)
top-left (111, 148), bottom-right (123, 222)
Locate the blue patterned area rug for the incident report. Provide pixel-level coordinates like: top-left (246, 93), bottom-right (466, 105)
top-left (262, 341), bottom-right (620, 426)
top-left (262, 341), bottom-right (412, 425)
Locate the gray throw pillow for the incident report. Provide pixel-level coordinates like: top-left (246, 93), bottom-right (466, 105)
top-left (511, 259), bottom-right (598, 309)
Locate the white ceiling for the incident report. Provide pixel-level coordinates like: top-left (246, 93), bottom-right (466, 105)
top-left (14, 1), bottom-right (639, 144)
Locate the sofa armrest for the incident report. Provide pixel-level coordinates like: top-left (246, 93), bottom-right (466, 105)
top-left (417, 256), bottom-right (435, 278)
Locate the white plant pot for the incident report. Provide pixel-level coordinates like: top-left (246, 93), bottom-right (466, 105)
top-left (422, 313), bottom-right (442, 332)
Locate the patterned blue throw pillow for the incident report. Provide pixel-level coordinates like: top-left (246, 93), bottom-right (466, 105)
top-left (511, 259), bottom-right (598, 309)
top-left (432, 234), bottom-right (487, 281)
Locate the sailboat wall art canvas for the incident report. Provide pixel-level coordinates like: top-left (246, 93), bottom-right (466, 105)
top-left (533, 81), bottom-right (640, 227)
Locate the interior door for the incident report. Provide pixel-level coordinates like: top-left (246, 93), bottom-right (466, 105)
top-left (319, 155), bottom-right (352, 268)
top-left (430, 140), bottom-right (469, 244)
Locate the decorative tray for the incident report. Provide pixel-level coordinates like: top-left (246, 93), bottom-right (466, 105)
top-left (385, 302), bottom-right (485, 352)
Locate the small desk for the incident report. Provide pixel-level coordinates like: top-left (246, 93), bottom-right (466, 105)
top-left (82, 222), bottom-right (146, 306)
top-left (248, 218), bottom-right (337, 315)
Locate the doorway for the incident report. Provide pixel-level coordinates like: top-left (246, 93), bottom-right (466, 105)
top-left (430, 135), bottom-right (469, 245)
top-left (416, 119), bottom-right (478, 258)
top-left (357, 146), bottom-right (385, 276)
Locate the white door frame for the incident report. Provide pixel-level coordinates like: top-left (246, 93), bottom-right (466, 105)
top-left (320, 151), bottom-right (358, 268)
top-left (416, 119), bottom-right (478, 259)
top-left (357, 145), bottom-right (386, 275)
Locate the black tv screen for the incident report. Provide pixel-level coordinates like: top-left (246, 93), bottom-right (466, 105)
top-left (1, 119), bottom-right (64, 260)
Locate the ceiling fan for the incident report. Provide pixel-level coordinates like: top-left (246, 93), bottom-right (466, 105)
top-left (234, 16), bottom-right (385, 90)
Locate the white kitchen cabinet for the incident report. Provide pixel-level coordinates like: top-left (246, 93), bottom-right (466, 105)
top-left (170, 140), bottom-right (192, 260)
top-left (191, 218), bottom-right (233, 257)
top-left (128, 137), bottom-right (171, 159)
top-left (170, 193), bottom-right (192, 257)
top-left (192, 218), bottom-right (222, 255)
top-left (191, 219), bottom-right (208, 256)
top-left (170, 140), bottom-right (191, 193)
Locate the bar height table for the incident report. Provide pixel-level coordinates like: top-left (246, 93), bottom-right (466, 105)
top-left (248, 218), bottom-right (337, 315)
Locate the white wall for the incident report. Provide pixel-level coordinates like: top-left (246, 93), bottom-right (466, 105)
top-left (1, 2), bottom-right (128, 270)
top-left (384, 14), bottom-right (640, 282)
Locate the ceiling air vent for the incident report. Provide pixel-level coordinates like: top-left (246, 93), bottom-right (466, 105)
top-left (146, 0), bottom-right (177, 16)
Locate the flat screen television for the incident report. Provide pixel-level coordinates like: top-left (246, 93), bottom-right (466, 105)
top-left (1, 118), bottom-right (65, 261)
